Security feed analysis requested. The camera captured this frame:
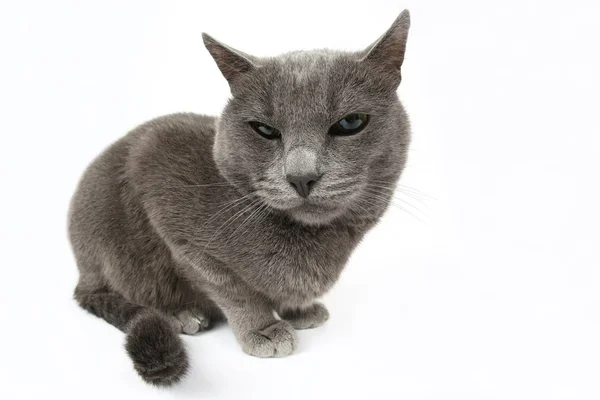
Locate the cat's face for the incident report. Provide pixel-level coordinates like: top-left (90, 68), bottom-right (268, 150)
top-left (205, 11), bottom-right (411, 225)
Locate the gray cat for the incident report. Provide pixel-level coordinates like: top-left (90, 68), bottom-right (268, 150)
top-left (68, 10), bottom-right (411, 386)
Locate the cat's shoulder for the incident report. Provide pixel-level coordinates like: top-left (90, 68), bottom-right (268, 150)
top-left (135, 112), bottom-right (217, 141)
top-left (126, 112), bottom-right (216, 155)
top-left (125, 112), bottom-right (218, 178)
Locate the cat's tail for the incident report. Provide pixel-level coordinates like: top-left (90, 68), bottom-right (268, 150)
top-left (74, 285), bottom-right (189, 386)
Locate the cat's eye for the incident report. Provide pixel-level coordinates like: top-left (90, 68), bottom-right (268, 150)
top-left (329, 113), bottom-right (370, 136)
top-left (248, 121), bottom-right (281, 140)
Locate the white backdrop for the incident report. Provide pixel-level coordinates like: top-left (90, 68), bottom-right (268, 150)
top-left (1, 1), bottom-right (599, 399)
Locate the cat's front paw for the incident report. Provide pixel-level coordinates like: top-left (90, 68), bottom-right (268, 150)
top-left (280, 302), bottom-right (329, 329)
top-left (240, 320), bottom-right (298, 358)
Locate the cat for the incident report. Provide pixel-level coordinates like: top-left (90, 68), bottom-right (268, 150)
top-left (68, 10), bottom-right (411, 386)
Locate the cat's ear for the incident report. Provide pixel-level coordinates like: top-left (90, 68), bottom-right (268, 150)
top-left (360, 10), bottom-right (411, 77)
top-left (202, 33), bottom-right (257, 84)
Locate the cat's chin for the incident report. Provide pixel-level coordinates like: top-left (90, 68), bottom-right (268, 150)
top-left (258, 196), bottom-right (349, 226)
top-left (286, 204), bottom-right (345, 226)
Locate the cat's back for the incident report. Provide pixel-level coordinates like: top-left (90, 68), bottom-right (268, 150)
top-left (132, 112), bottom-right (217, 152)
top-left (68, 112), bottom-right (218, 261)
top-left (125, 113), bottom-right (219, 188)
top-left (70, 112), bottom-right (217, 212)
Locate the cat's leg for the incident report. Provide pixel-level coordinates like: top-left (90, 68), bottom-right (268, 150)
top-left (279, 302), bottom-right (330, 329)
top-left (76, 278), bottom-right (213, 336)
top-left (188, 257), bottom-right (297, 357)
top-left (116, 259), bottom-right (224, 335)
top-left (211, 289), bottom-right (297, 357)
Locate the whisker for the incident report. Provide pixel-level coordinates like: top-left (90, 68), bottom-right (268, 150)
top-left (365, 182), bottom-right (434, 213)
top-left (199, 198), bottom-right (262, 257)
top-left (254, 184), bottom-right (285, 194)
top-left (234, 203), bottom-right (270, 241)
top-left (361, 190), bottom-right (428, 224)
top-left (245, 203), bottom-right (270, 237)
top-left (370, 179), bottom-right (437, 201)
top-left (370, 189), bottom-right (427, 218)
top-left (395, 188), bottom-right (433, 210)
top-left (398, 184), bottom-right (437, 200)
top-left (187, 193), bottom-right (254, 248)
top-left (365, 184), bottom-right (430, 215)
top-left (222, 201), bottom-right (267, 246)
top-left (164, 181), bottom-right (245, 189)
top-left (323, 177), bottom-right (361, 191)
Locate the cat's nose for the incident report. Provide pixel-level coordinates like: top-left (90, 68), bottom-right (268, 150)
top-left (287, 173), bottom-right (320, 198)
top-left (284, 147), bottom-right (321, 198)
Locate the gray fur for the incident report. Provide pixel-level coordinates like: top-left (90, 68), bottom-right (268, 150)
top-left (279, 302), bottom-right (330, 329)
top-left (69, 10), bottom-right (412, 386)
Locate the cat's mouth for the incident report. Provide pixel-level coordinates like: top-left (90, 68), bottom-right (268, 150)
top-left (260, 195), bottom-right (350, 225)
top-left (287, 201), bottom-right (348, 225)
top-left (253, 180), bottom-right (361, 225)
top-left (292, 201), bottom-right (335, 214)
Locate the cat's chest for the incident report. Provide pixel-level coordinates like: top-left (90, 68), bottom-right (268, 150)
top-left (224, 219), bottom-right (362, 304)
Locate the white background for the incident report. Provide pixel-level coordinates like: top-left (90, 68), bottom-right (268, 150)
top-left (1, 1), bottom-right (599, 399)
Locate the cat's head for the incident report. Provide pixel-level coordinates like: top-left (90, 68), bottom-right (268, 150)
top-left (204, 10), bottom-right (411, 226)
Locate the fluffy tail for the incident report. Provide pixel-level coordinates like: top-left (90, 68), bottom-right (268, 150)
top-left (74, 285), bottom-right (188, 386)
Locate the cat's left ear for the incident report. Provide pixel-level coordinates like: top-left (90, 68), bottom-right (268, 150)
top-left (202, 33), bottom-right (257, 85)
top-left (360, 10), bottom-right (411, 82)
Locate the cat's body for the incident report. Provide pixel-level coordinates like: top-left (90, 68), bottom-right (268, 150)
top-left (70, 113), bottom-right (373, 313)
top-left (69, 11), bottom-right (411, 386)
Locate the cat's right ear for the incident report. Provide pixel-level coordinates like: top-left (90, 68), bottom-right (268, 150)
top-left (202, 33), bottom-right (257, 85)
top-left (359, 10), bottom-right (411, 86)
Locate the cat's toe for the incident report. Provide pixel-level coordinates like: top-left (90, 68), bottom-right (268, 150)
top-left (280, 302), bottom-right (329, 329)
top-left (176, 310), bottom-right (210, 335)
top-left (241, 320), bottom-right (298, 358)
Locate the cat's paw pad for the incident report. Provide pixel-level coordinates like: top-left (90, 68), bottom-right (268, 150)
top-left (241, 320), bottom-right (298, 358)
top-left (175, 310), bottom-right (210, 335)
top-left (280, 302), bottom-right (329, 329)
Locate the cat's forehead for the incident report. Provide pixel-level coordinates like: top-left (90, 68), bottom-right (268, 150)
top-left (275, 50), bottom-right (343, 83)
top-left (243, 50), bottom-right (369, 122)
